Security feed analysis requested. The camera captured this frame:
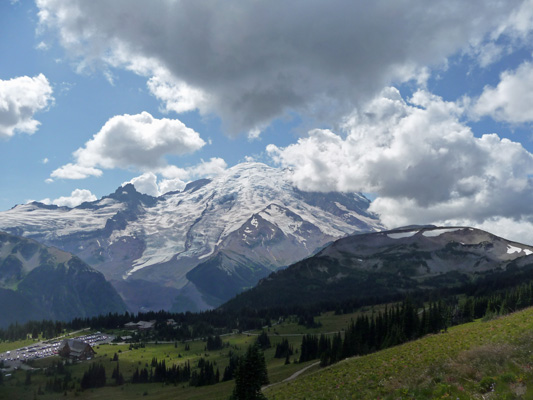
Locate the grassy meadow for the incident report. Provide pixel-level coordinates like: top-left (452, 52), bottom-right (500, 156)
top-left (0, 338), bottom-right (39, 354)
top-left (266, 307), bottom-right (533, 399)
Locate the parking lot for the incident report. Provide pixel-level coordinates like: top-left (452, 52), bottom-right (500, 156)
top-left (0, 332), bottom-right (113, 370)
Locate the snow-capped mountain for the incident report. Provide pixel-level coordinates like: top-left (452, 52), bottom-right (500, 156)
top-left (0, 162), bottom-right (383, 311)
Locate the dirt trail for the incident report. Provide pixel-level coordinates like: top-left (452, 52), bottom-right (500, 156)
top-left (262, 361), bottom-right (320, 391)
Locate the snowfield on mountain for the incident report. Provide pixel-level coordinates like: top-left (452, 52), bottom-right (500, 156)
top-left (0, 163), bottom-right (382, 312)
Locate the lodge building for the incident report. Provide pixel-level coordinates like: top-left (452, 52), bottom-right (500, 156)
top-left (58, 339), bottom-right (96, 360)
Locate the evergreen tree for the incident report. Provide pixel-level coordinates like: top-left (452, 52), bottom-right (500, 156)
top-left (190, 358), bottom-right (218, 387)
top-left (255, 330), bottom-right (271, 350)
top-left (111, 363), bottom-right (124, 385)
top-left (299, 335), bottom-right (319, 362)
top-left (330, 333), bottom-right (343, 364)
top-left (223, 351), bottom-right (240, 381)
top-left (81, 363), bottom-right (106, 389)
top-left (207, 335), bottom-right (224, 351)
top-left (231, 344), bottom-right (269, 400)
top-left (274, 339), bottom-right (293, 358)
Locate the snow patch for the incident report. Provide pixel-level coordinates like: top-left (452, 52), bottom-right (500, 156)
top-left (504, 245), bottom-right (533, 256)
top-left (259, 204), bottom-right (304, 240)
top-left (388, 231), bottom-right (418, 239)
top-left (422, 228), bottom-right (461, 237)
top-left (507, 245), bottom-right (524, 254)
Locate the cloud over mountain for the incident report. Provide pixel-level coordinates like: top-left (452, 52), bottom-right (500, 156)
top-left (40, 188), bottom-right (97, 208)
top-left (51, 111), bottom-right (205, 179)
top-left (127, 157), bottom-right (228, 196)
top-left (268, 87), bottom-right (533, 240)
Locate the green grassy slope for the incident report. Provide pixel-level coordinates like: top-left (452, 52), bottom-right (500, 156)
top-left (266, 307), bottom-right (533, 399)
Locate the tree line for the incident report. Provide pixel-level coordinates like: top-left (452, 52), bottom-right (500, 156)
top-left (298, 279), bottom-right (533, 368)
top-left (298, 298), bottom-right (448, 366)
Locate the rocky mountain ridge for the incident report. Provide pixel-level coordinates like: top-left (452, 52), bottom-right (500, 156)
top-left (222, 225), bottom-right (533, 311)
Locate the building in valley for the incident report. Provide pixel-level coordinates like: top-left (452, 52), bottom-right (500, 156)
top-left (58, 339), bottom-right (96, 360)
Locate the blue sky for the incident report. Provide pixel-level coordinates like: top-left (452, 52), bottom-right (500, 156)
top-left (2, 0), bottom-right (533, 242)
top-left (0, 0), bottom-right (298, 209)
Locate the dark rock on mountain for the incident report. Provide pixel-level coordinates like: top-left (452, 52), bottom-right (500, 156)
top-left (222, 226), bottom-right (533, 311)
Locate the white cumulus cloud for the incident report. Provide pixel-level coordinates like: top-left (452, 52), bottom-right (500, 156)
top-left (51, 112), bottom-right (205, 179)
top-left (50, 163), bottom-right (103, 180)
top-left (74, 111), bottom-right (205, 169)
top-left (472, 61), bottom-right (533, 124)
top-left (147, 73), bottom-right (210, 115)
top-left (127, 172), bottom-right (161, 197)
top-left (0, 74), bottom-right (54, 138)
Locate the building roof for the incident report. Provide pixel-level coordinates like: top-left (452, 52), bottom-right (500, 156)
top-left (137, 320), bottom-right (155, 329)
top-left (124, 320), bottom-right (156, 330)
top-left (58, 339), bottom-right (95, 358)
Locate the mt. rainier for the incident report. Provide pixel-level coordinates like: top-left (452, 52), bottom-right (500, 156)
top-left (0, 163), bottom-right (382, 311)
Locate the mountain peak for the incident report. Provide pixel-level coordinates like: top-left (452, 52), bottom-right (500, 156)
top-left (105, 183), bottom-right (157, 206)
top-left (0, 162), bottom-right (382, 312)
top-left (118, 183), bottom-right (140, 195)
